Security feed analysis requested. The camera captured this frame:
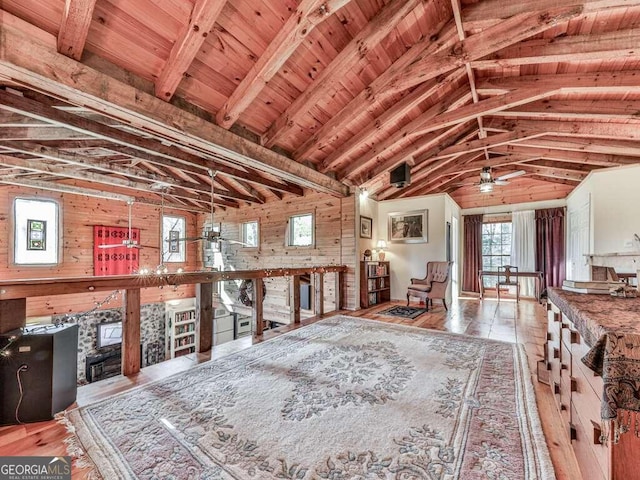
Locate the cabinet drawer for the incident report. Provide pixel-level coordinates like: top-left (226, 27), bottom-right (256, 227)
top-left (571, 402), bottom-right (609, 480)
top-left (559, 368), bottom-right (572, 425)
top-left (562, 317), bottom-right (581, 350)
top-left (573, 340), bottom-right (605, 396)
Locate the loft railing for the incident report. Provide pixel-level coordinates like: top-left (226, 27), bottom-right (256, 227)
top-left (0, 265), bottom-right (348, 376)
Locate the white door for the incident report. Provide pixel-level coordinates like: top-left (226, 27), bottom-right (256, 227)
top-left (567, 198), bottom-right (590, 281)
top-left (452, 217), bottom-right (459, 297)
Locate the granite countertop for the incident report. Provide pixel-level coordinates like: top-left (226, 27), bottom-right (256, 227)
top-left (547, 287), bottom-right (640, 348)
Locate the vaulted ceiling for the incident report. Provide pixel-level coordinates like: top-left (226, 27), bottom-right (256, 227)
top-left (1, 0), bottom-right (639, 210)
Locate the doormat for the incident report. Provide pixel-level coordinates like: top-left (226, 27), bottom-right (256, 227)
top-left (378, 305), bottom-right (428, 319)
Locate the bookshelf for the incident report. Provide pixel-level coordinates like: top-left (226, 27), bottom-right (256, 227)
top-left (360, 261), bottom-right (391, 308)
top-left (166, 305), bottom-right (197, 358)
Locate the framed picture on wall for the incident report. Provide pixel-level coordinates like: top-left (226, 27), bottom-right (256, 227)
top-left (360, 216), bottom-right (373, 238)
top-left (388, 210), bottom-right (428, 243)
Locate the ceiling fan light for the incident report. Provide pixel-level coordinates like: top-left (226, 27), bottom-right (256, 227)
top-left (479, 182), bottom-right (494, 193)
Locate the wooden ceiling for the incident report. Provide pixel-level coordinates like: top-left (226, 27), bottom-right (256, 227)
top-left (1, 0), bottom-right (640, 210)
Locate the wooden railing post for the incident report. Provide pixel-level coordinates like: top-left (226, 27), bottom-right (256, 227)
top-left (122, 288), bottom-right (141, 376)
top-left (335, 270), bottom-right (345, 310)
top-left (252, 278), bottom-right (264, 336)
top-left (290, 275), bottom-right (301, 324)
top-left (314, 272), bottom-right (324, 317)
top-left (196, 282), bottom-right (213, 352)
top-left (0, 298), bottom-right (26, 333)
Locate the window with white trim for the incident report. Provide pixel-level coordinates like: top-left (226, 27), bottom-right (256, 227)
top-left (288, 213), bottom-right (314, 247)
top-left (481, 221), bottom-right (512, 287)
top-left (241, 221), bottom-right (259, 248)
top-left (14, 198), bottom-right (60, 265)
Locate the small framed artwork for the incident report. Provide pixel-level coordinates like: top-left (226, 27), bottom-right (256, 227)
top-left (388, 210), bottom-right (428, 244)
top-left (27, 219), bottom-right (46, 250)
top-left (360, 216), bottom-right (373, 239)
top-left (168, 230), bottom-right (180, 253)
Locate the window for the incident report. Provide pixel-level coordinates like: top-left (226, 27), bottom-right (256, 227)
top-left (162, 215), bottom-right (186, 263)
top-left (288, 213), bottom-right (314, 247)
top-left (481, 222), bottom-right (512, 287)
top-left (14, 198), bottom-right (59, 265)
top-left (241, 221), bottom-right (259, 248)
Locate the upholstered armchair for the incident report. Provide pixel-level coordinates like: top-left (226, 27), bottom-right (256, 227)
top-left (407, 261), bottom-right (453, 311)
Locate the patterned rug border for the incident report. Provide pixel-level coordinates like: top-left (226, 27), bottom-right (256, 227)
top-left (60, 315), bottom-right (554, 479)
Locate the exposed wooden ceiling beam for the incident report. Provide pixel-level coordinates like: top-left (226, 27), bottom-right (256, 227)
top-left (0, 90), bottom-right (304, 196)
top-left (485, 118), bottom-right (640, 141)
top-left (57, 0), bottom-right (98, 60)
top-left (295, 5), bottom-right (581, 165)
top-left (389, 5), bottom-right (583, 92)
top-left (291, 19), bottom-right (459, 160)
top-left (215, 0), bottom-right (351, 129)
top-left (0, 126), bottom-right (94, 141)
top-left (489, 144), bottom-right (640, 166)
top-left (475, 71), bottom-right (640, 95)
top-left (358, 123), bottom-right (477, 186)
top-left (514, 136), bottom-right (640, 158)
top-left (0, 17), bottom-right (349, 196)
top-left (462, 0), bottom-right (639, 29)
top-left (491, 99), bottom-right (640, 121)
top-left (428, 130), bottom-right (541, 160)
top-left (0, 154), bottom-right (242, 207)
top-left (318, 71), bottom-right (467, 173)
top-left (472, 28), bottom-right (640, 68)
top-left (517, 163), bottom-right (591, 181)
top-left (155, 0), bottom-right (227, 101)
top-left (262, 0), bottom-right (423, 147)
top-left (338, 89), bottom-right (476, 179)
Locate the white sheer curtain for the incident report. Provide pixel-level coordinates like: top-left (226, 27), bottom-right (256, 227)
top-left (511, 211), bottom-right (536, 297)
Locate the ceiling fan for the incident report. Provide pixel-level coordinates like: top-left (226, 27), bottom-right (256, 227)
top-left (479, 167), bottom-right (526, 193)
top-left (166, 170), bottom-right (250, 246)
top-left (98, 200), bottom-right (143, 249)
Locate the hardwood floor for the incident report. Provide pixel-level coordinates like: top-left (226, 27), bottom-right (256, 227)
top-left (0, 297), bottom-right (582, 479)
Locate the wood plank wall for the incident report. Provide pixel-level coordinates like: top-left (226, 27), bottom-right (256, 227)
top-left (199, 191), bottom-right (357, 322)
top-left (0, 186), bottom-right (197, 317)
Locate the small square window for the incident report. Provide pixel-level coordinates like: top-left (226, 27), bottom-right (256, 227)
top-left (14, 198), bottom-right (59, 265)
top-left (162, 215), bottom-right (186, 262)
top-left (288, 213), bottom-right (314, 247)
top-left (241, 221), bottom-right (259, 248)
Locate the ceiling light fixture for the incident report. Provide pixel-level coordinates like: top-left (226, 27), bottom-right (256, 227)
top-left (360, 188), bottom-right (369, 199)
top-left (479, 182), bottom-right (494, 193)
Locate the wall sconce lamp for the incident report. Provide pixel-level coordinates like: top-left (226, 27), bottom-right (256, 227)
top-left (359, 188), bottom-right (369, 200)
top-left (376, 240), bottom-right (387, 261)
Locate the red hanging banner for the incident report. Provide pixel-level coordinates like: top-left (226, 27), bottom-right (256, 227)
top-left (93, 225), bottom-right (141, 276)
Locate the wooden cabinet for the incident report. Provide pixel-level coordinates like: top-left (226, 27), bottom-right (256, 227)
top-left (542, 298), bottom-right (640, 480)
top-left (360, 261), bottom-right (390, 308)
top-left (166, 305), bottom-right (197, 358)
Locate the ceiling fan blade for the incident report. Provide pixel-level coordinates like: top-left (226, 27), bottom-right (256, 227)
top-left (224, 239), bottom-right (251, 246)
top-left (494, 180), bottom-right (509, 185)
top-left (495, 170), bottom-right (526, 181)
top-left (98, 243), bottom-right (142, 249)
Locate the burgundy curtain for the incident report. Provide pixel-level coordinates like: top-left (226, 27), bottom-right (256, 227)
top-left (462, 214), bottom-right (483, 293)
top-left (535, 208), bottom-right (565, 290)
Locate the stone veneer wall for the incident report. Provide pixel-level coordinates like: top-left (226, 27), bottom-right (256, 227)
top-left (52, 302), bottom-right (166, 384)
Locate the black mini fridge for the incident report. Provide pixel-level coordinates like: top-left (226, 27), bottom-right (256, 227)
top-left (0, 323), bottom-right (78, 425)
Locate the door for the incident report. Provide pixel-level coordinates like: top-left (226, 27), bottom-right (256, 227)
top-left (567, 198), bottom-right (590, 281)
top-left (452, 217), bottom-right (459, 297)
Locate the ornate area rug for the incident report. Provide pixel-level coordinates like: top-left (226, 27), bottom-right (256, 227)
top-left (378, 305), bottom-right (428, 319)
top-left (64, 316), bottom-right (553, 479)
